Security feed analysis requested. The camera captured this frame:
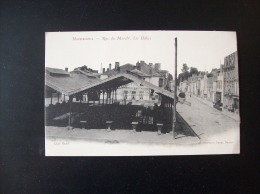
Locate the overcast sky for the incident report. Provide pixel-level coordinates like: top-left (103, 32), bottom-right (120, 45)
top-left (45, 31), bottom-right (237, 76)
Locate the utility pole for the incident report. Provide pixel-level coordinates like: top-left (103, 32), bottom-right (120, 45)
top-left (172, 37), bottom-right (177, 139)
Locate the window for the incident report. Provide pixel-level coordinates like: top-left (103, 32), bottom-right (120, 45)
top-left (139, 91), bottom-right (144, 100)
top-left (132, 91), bottom-right (136, 100)
top-left (159, 78), bottom-right (163, 87)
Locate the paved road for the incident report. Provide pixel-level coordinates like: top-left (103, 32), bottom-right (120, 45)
top-left (177, 95), bottom-right (240, 142)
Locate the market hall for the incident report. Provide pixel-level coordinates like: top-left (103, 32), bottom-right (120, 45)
top-left (45, 67), bottom-right (196, 136)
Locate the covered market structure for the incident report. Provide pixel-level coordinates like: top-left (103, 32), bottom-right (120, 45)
top-left (45, 67), bottom-right (197, 137)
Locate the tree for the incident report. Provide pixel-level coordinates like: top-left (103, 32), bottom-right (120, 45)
top-left (168, 73), bottom-right (173, 81)
top-left (177, 64), bottom-right (190, 86)
top-left (181, 63), bottom-right (189, 73)
top-left (190, 67), bottom-right (199, 75)
top-left (177, 72), bottom-right (189, 85)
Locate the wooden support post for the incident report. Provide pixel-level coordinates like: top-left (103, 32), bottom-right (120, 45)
top-left (64, 94), bottom-right (65, 102)
top-left (109, 90), bottom-right (112, 104)
top-left (112, 90), bottom-right (114, 104)
top-left (113, 89), bottom-right (115, 103)
top-left (149, 89), bottom-right (150, 105)
top-left (106, 90), bottom-right (108, 104)
top-left (113, 89), bottom-right (116, 102)
top-left (50, 92), bottom-right (53, 105)
top-left (68, 96), bottom-right (72, 130)
top-left (103, 91), bottom-right (105, 105)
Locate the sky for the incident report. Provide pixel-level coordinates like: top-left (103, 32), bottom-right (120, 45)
top-left (45, 31), bottom-right (237, 76)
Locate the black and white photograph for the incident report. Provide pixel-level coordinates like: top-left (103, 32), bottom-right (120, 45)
top-left (3, 0), bottom-right (260, 192)
top-left (45, 31), bottom-right (240, 156)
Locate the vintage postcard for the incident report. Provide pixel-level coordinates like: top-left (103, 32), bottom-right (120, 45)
top-left (45, 31), bottom-right (240, 156)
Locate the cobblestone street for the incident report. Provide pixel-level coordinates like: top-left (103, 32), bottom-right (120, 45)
top-left (177, 94), bottom-right (240, 143)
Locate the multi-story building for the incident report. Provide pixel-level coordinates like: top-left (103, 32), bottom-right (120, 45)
top-left (100, 61), bottom-right (169, 105)
top-left (206, 73), bottom-right (213, 101)
top-left (179, 80), bottom-right (187, 92)
top-left (223, 51), bottom-right (239, 113)
top-left (196, 72), bottom-right (205, 97)
top-left (187, 77), bottom-right (192, 94)
top-left (202, 72), bottom-right (208, 98)
top-left (215, 65), bottom-right (224, 103)
top-left (168, 80), bottom-right (175, 92)
top-left (190, 73), bottom-right (198, 96)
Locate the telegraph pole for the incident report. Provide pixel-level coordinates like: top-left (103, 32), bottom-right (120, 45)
top-left (172, 37), bottom-right (177, 139)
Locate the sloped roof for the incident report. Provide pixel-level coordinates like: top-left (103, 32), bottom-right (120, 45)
top-left (152, 72), bottom-right (163, 77)
top-left (72, 69), bottom-right (100, 78)
top-left (46, 67), bottom-right (175, 100)
top-left (45, 71), bottom-right (101, 95)
top-left (46, 67), bottom-right (70, 75)
top-left (103, 63), bottom-right (135, 76)
top-left (130, 69), bottom-right (150, 77)
top-left (67, 73), bottom-right (175, 100)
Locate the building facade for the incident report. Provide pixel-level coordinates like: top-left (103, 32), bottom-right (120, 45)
top-left (223, 51), bottom-right (239, 113)
top-left (216, 66), bottom-right (224, 103)
top-left (176, 51), bottom-right (239, 115)
top-left (100, 61), bottom-right (170, 105)
top-left (206, 74), bottom-right (213, 101)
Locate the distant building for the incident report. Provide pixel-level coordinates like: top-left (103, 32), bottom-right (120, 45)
top-left (71, 68), bottom-right (100, 79)
top-left (196, 72), bottom-right (206, 97)
top-left (202, 72), bottom-right (208, 98)
top-left (216, 65), bottom-right (224, 103)
top-left (100, 61), bottom-right (169, 105)
top-left (168, 80), bottom-right (175, 92)
top-left (190, 73), bottom-right (198, 96)
top-left (206, 73), bottom-right (214, 101)
top-left (179, 80), bottom-right (187, 92)
top-left (223, 51), bottom-right (239, 113)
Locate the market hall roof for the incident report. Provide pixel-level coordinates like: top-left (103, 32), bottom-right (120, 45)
top-left (45, 67), bottom-right (101, 95)
top-left (46, 67), bottom-right (70, 76)
top-left (45, 67), bottom-right (175, 100)
top-left (67, 73), bottom-right (175, 100)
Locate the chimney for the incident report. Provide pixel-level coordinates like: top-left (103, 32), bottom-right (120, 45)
top-left (103, 68), bottom-right (105, 73)
top-left (115, 62), bottom-right (120, 71)
top-left (155, 63), bottom-right (161, 71)
top-left (107, 68), bottom-right (109, 72)
top-left (109, 63), bottom-right (111, 70)
top-left (65, 67), bottom-right (68, 72)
